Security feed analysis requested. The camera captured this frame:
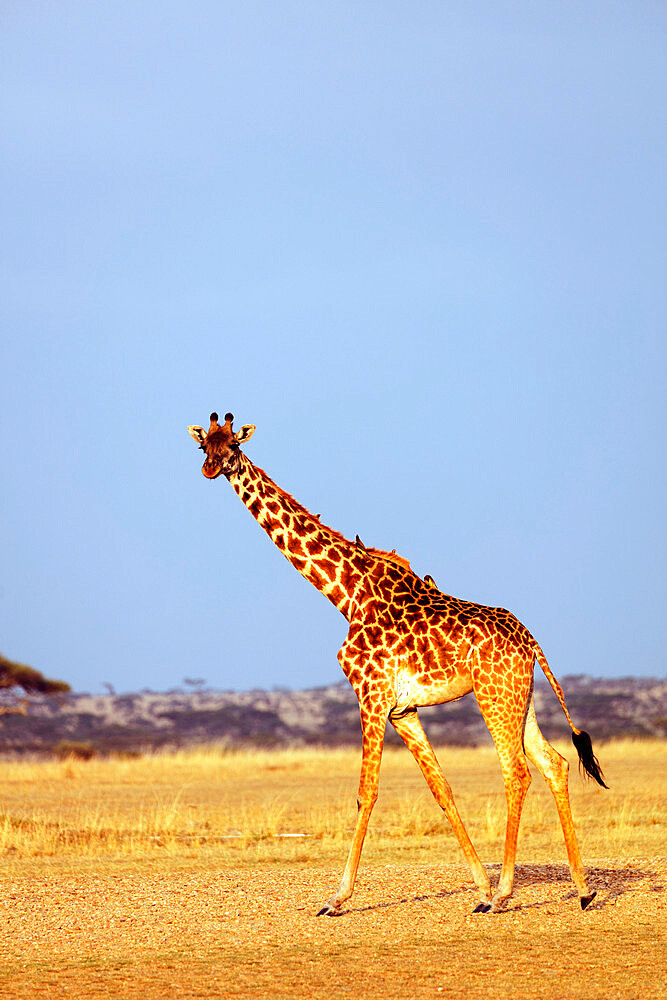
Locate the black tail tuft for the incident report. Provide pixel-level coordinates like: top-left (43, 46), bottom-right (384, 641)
top-left (572, 730), bottom-right (608, 788)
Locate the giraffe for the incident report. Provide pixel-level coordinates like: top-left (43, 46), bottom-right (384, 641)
top-left (187, 412), bottom-right (607, 914)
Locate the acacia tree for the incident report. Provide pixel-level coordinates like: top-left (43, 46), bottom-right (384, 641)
top-left (0, 652), bottom-right (70, 716)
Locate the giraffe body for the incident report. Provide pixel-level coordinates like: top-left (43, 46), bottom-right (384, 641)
top-left (188, 413), bottom-right (606, 914)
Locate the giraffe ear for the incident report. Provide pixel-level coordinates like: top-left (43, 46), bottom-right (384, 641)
top-left (187, 425), bottom-right (208, 447)
top-left (234, 424), bottom-right (256, 446)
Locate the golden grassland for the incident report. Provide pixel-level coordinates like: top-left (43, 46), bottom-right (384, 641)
top-left (1, 738), bottom-right (664, 865)
top-left (0, 738), bottom-right (665, 999)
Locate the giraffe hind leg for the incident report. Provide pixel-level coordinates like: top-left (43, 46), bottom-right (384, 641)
top-left (474, 672), bottom-right (533, 913)
top-left (389, 708), bottom-right (492, 907)
top-left (523, 698), bottom-right (595, 907)
top-left (487, 748), bottom-right (532, 912)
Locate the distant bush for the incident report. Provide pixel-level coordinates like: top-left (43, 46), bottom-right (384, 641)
top-left (53, 741), bottom-right (96, 761)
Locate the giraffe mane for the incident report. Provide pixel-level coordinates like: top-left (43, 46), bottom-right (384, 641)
top-left (251, 461), bottom-right (412, 569)
top-left (367, 547), bottom-right (412, 572)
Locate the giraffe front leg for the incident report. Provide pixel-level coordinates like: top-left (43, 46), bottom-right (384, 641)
top-left (317, 705), bottom-right (386, 916)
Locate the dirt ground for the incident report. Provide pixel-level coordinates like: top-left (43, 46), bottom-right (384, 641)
top-left (0, 856), bottom-right (664, 999)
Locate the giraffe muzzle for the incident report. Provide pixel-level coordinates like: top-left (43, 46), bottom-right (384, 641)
top-left (202, 461), bottom-right (223, 480)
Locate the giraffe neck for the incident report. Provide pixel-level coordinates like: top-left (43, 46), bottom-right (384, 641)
top-left (227, 455), bottom-right (365, 619)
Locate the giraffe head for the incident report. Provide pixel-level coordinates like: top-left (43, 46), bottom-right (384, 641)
top-left (187, 412), bottom-right (256, 479)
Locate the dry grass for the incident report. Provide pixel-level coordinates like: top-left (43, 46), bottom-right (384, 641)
top-left (0, 738), bottom-right (664, 866)
top-left (0, 739), bottom-right (664, 999)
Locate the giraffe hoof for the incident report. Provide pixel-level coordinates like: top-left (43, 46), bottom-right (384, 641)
top-left (473, 902), bottom-right (492, 914)
top-left (580, 891), bottom-right (597, 910)
top-left (316, 903), bottom-right (342, 917)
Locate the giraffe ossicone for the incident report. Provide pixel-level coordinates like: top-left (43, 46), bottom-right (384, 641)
top-left (188, 412), bottom-right (607, 915)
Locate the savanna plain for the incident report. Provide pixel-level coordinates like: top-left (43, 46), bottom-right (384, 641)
top-left (0, 739), bottom-right (664, 999)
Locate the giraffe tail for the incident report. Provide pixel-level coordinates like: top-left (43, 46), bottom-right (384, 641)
top-left (533, 642), bottom-right (608, 788)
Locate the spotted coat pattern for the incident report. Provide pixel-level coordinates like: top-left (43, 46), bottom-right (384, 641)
top-left (188, 413), bottom-right (598, 914)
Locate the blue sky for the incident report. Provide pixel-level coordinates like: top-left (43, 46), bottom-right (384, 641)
top-left (2, 2), bottom-right (665, 694)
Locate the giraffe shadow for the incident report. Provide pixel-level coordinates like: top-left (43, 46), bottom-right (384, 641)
top-left (502, 862), bottom-right (662, 913)
top-left (333, 863), bottom-right (661, 917)
top-left (334, 883), bottom-right (470, 917)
